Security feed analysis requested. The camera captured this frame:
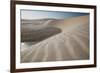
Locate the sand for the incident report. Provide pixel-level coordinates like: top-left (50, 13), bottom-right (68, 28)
top-left (21, 15), bottom-right (89, 63)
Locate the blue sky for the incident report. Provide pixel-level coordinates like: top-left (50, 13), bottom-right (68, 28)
top-left (21, 9), bottom-right (89, 20)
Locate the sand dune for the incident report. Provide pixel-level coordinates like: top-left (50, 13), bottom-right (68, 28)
top-left (21, 19), bottom-right (61, 42)
top-left (21, 15), bottom-right (89, 63)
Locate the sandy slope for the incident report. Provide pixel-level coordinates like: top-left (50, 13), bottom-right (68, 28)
top-left (21, 15), bottom-right (89, 63)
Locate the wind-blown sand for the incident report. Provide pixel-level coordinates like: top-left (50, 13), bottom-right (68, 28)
top-left (21, 15), bottom-right (89, 63)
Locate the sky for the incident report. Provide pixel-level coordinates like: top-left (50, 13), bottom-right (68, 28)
top-left (21, 9), bottom-right (89, 20)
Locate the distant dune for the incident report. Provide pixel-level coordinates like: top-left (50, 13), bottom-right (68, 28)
top-left (21, 19), bottom-right (61, 42)
top-left (21, 15), bottom-right (89, 63)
